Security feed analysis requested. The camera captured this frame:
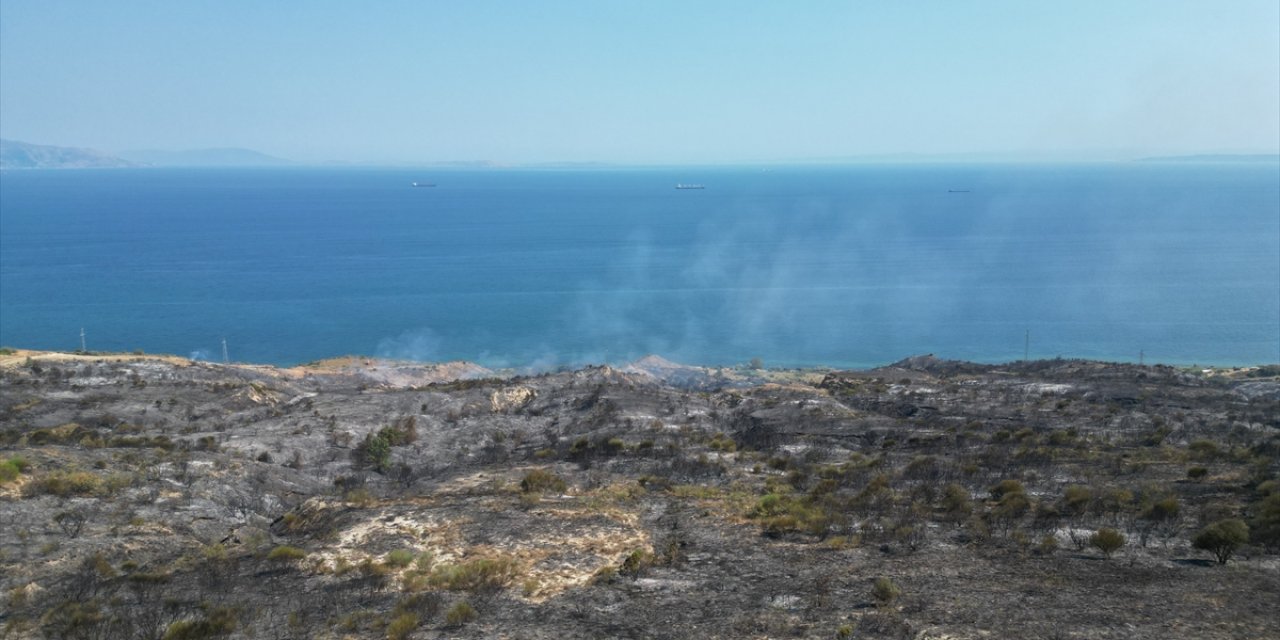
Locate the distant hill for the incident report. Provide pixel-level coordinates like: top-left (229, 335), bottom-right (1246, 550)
top-left (0, 139), bottom-right (136, 169)
top-left (1136, 153), bottom-right (1280, 163)
top-left (117, 147), bottom-right (292, 167)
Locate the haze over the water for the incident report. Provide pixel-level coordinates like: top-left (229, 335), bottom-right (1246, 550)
top-left (1, 1), bottom-right (1277, 164)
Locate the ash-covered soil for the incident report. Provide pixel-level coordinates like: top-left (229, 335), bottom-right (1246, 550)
top-left (1, 350), bottom-right (1277, 639)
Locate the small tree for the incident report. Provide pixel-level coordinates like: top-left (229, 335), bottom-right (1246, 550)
top-left (1089, 527), bottom-right (1125, 558)
top-left (1193, 519), bottom-right (1249, 565)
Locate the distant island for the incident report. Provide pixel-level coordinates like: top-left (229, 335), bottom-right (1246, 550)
top-left (0, 139), bottom-right (135, 169)
top-left (116, 147), bottom-right (292, 167)
top-left (0, 139), bottom-right (291, 169)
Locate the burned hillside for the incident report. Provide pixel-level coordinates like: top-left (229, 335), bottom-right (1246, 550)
top-left (1, 351), bottom-right (1278, 639)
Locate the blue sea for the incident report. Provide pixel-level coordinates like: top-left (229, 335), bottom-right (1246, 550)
top-left (1, 164), bottom-right (1277, 368)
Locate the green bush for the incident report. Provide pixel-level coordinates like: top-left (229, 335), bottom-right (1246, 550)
top-left (1193, 519), bottom-right (1249, 564)
top-left (1037, 534), bottom-right (1059, 555)
top-left (356, 433), bottom-right (392, 472)
top-left (1089, 528), bottom-right (1125, 558)
top-left (989, 479), bottom-right (1025, 500)
top-left (1062, 485), bottom-right (1092, 515)
top-left (619, 549), bottom-right (652, 579)
top-left (429, 557), bottom-right (519, 593)
top-left (520, 469), bottom-right (567, 494)
top-left (1251, 492), bottom-right (1280, 549)
top-left (384, 549), bottom-right (415, 568)
top-left (445, 601), bottom-right (476, 627)
top-left (0, 460), bottom-right (20, 484)
top-left (23, 470), bottom-right (102, 498)
top-left (871, 577), bottom-right (901, 607)
top-left (266, 546), bottom-right (307, 563)
top-left (161, 607), bottom-right (237, 640)
top-left (1188, 439), bottom-right (1220, 460)
top-left (386, 612), bottom-right (418, 640)
top-left (941, 483), bottom-right (973, 519)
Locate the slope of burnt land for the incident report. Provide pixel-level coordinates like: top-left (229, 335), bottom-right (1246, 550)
top-left (1, 351), bottom-right (1277, 639)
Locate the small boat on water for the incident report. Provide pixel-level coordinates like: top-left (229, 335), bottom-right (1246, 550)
top-left (675, 184), bottom-right (705, 190)
top-left (948, 189), bottom-right (970, 193)
top-left (411, 182), bottom-right (436, 188)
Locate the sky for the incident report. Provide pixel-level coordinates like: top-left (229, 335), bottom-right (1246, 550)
top-left (1, 1), bottom-right (1278, 165)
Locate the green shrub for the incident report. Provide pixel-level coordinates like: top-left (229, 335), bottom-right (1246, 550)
top-left (39, 601), bottom-right (104, 639)
top-left (1188, 439), bottom-right (1220, 460)
top-left (752, 493), bottom-right (787, 518)
top-left (619, 549), bottom-right (652, 579)
top-left (356, 433), bottom-right (392, 472)
top-left (385, 612), bottom-right (418, 640)
top-left (1142, 496), bottom-right (1180, 522)
top-left (23, 470), bottom-right (102, 498)
top-left (0, 460), bottom-right (19, 484)
top-left (1251, 492), bottom-right (1280, 549)
top-left (384, 549), bottom-right (415, 568)
top-left (1193, 519), bottom-right (1249, 564)
top-left (161, 607), bottom-right (237, 639)
top-left (266, 546), bottom-right (307, 563)
top-left (569, 437), bottom-right (591, 457)
top-left (1037, 534), bottom-right (1059, 555)
top-left (1187, 466), bottom-right (1209, 481)
top-left (444, 601), bottom-right (476, 627)
top-left (589, 565), bottom-right (617, 584)
top-left (941, 483), bottom-right (973, 519)
top-left (429, 557), bottom-right (519, 593)
top-left (601, 437), bottom-right (626, 455)
top-left (871, 577), bottom-right (901, 607)
top-left (709, 433), bottom-right (737, 452)
top-left (1089, 528), bottom-right (1125, 558)
top-left (989, 479), bottom-right (1025, 501)
top-left (520, 469), bottom-right (567, 494)
top-left (1062, 485), bottom-right (1092, 515)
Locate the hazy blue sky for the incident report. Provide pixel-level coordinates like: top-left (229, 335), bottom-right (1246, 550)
top-left (2, 1), bottom-right (1277, 164)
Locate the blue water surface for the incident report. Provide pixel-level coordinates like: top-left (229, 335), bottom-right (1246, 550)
top-left (1, 164), bottom-right (1277, 367)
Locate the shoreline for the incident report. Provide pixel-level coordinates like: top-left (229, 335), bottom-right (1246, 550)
top-left (3, 347), bottom-right (1276, 383)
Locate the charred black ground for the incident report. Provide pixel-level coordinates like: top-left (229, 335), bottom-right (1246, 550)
top-left (1, 351), bottom-right (1278, 639)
